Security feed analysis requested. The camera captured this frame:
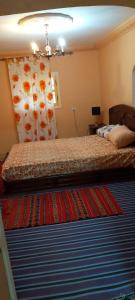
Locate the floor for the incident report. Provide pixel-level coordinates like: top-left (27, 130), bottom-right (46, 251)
top-left (5, 180), bottom-right (135, 300)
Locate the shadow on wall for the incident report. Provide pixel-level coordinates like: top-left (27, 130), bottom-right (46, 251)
top-left (132, 66), bottom-right (135, 106)
top-left (113, 64), bottom-right (126, 104)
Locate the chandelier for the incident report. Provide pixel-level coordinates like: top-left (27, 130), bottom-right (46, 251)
top-left (18, 13), bottom-right (73, 59)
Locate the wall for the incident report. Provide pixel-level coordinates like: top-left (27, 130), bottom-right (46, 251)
top-left (2, 25), bottom-right (135, 154)
top-left (0, 62), bottom-right (18, 156)
top-left (0, 252), bottom-right (11, 300)
top-left (0, 211), bottom-right (17, 300)
top-left (0, 50), bottom-right (101, 155)
top-left (99, 26), bottom-right (135, 123)
top-left (52, 50), bottom-right (101, 138)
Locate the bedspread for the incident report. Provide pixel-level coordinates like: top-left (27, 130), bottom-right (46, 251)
top-left (2, 135), bottom-right (135, 181)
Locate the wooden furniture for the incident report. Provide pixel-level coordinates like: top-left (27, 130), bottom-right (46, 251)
top-left (0, 210), bottom-right (17, 300)
top-left (109, 104), bottom-right (135, 131)
top-left (3, 104), bottom-right (135, 194)
top-left (88, 123), bottom-right (105, 135)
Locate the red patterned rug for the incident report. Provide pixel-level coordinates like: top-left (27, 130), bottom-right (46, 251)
top-left (1, 186), bottom-right (123, 230)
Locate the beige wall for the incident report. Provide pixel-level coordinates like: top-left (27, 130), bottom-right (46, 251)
top-left (0, 50), bottom-right (101, 155)
top-left (0, 211), bottom-right (17, 300)
top-left (1, 26), bottom-right (135, 155)
top-left (52, 50), bottom-right (101, 138)
top-left (0, 252), bottom-right (11, 300)
top-left (0, 62), bottom-right (18, 156)
top-left (99, 27), bottom-right (135, 123)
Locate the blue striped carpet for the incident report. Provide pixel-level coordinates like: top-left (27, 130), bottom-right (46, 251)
top-left (6, 181), bottom-right (135, 300)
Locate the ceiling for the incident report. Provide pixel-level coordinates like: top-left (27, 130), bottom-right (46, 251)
top-left (0, 0), bottom-right (135, 16)
top-left (0, 5), bottom-right (135, 55)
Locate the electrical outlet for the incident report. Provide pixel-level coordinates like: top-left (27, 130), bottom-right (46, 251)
top-left (71, 107), bottom-right (76, 111)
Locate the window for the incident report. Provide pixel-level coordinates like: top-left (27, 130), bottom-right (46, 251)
top-left (51, 72), bottom-right (61, 108)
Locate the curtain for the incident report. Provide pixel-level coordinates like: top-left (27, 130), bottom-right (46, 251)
top-left (8, 57), bottom-right (57, 143)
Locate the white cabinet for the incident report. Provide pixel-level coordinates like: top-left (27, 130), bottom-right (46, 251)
top-left (0, 209), bottom-right (17, 300)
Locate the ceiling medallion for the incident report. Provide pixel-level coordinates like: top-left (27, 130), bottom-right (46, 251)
top-left (18, 13), bottom-right (73, 59)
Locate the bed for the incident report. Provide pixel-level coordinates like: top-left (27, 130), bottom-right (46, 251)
top-left (2, 104), bottom-right (135, 193)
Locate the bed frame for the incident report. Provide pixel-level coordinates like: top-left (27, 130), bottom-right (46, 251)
top-left (109, 104), bottom-right (135, 131)
top-left (4, 104), bottom-right (135, 194)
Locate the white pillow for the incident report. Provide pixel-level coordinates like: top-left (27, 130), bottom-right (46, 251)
top-left (96, 124), bottom-right (120, 139)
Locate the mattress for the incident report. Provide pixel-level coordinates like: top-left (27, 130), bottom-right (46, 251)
top-left (2, 135), bottom-right (135, 182)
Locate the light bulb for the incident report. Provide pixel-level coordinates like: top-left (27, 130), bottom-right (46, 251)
top-left (58, 38), bottom-right (66, 48)
top-left (31, 42), bottom-right (39, 54)
top-left (45, 44), bottom-right (52, 56)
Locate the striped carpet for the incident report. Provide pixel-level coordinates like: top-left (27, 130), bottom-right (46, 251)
top-left (6, 181), bottom-right (135, 300)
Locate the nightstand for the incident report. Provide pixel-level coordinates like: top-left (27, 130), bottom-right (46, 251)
top-left (88, 123), bottom-right (105, 135)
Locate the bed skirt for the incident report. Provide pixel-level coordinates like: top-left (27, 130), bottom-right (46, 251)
top-left (4, 168), bottom-right (135, 194)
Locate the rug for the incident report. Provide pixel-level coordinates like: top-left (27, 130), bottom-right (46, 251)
top-left (1, 186), bottom-right (122, 230)
top-left (113, 294), bottom-right (135, 300)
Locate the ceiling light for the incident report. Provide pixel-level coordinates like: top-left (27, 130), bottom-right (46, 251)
top-left (31, 42), bottom-right (39, 54)
top-left (18, 13), bottom-right (73, 59)
top-left (58, 38), bottom-right (66, 47)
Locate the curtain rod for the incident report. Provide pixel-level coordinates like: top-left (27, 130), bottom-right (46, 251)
top-left (0, 55), bottom-right (33, 61)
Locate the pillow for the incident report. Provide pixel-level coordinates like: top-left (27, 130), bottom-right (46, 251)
top-left (107, 125), bottom-right (135, 149)
top-left (96, 124), bottom-right (120, 139)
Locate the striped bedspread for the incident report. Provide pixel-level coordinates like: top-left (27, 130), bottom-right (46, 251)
top-left (6, 181), bottom-right (135, 300)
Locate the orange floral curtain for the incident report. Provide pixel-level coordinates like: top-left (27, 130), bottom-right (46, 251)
top-left (8, 58), bottom-right (57, 143)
